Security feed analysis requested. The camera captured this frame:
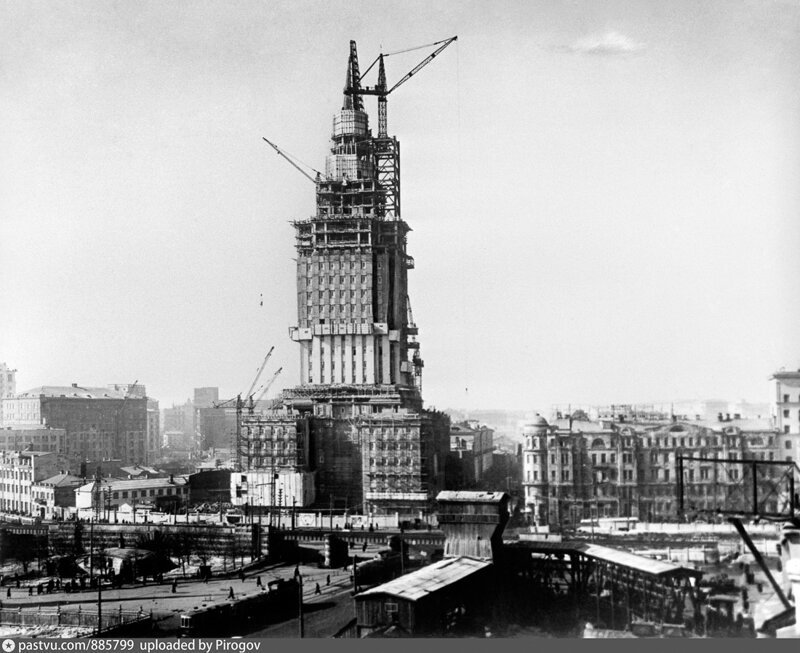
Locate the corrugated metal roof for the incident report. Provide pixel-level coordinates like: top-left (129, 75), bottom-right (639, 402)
top-left (356, 556), bottom-right (492, 602)
top-left (505, 540), bottom-right (699, 578)
top-left (436, 490), bottom-right (507, 503)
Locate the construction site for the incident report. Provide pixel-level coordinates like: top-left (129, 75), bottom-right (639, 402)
top-left (228, 39), bottom-right (458, 519)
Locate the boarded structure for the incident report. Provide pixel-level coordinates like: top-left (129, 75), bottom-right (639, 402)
top-left (354, 556), bottom-right (494, 637)
top-left (435, 490), bottom-right (509, 560)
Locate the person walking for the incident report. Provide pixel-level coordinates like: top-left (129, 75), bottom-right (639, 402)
top-left (227, 586), bottom-right (235, 600)
top-left (6, 588), bottom-right (10, 599)
top-left (256, 576), bottom-right (262, 588)
top-left (362, 541), bottom-right (368, 553)
top-left (326, 574), bottom-right (330, 586)
top-left (315, 582), bottom-right (321, 595)
top-left (293, 566), bottom-right (300, 578)
top-left (172, 580), bottom-right (178, 594)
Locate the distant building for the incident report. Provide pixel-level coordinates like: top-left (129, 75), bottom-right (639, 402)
top-left (1, 384), bottom-right (147, 467)
top-left (31, 472), bottom-right (84, 520)
top-left (0, 450), bottom-right (69, 515)
top-left (772, 370), bottom-right (800, 436)
top-left (146, 398), bottom-right (160, 464)
top-left (521, 413), bottom-right (783, 527)
top-left (0, 363), bottom-right (16, 400)
top-left (0, 427), bottom-right (66, 453)
top-left (447, 421), bottom-right (494, 488)
top-left (75, 475), bottom-right (189, 514)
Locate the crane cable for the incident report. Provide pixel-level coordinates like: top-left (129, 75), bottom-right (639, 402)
top-left (361, 37), bottom-right (455, 80)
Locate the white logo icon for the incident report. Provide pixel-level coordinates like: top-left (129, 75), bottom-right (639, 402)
top-left (2, 640), bottom-right (16, 652)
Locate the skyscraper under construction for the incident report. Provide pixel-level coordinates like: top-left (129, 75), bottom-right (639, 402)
top-left (235, 39), bottom-right (454, 517)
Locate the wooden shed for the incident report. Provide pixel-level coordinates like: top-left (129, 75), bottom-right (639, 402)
top-left (354, 556), bottom-right (494, 637)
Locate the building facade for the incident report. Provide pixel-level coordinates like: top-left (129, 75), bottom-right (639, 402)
top-left (0, 427), bottom-right (66, 453)
top-left (241, 41), bottom-right (450, 516)
top-left (522, 415), bottom-right (786, 527)
top-left (447, 421), bottom-right (495, 488)
top-left (0, 450), bottom-right (68, 515)
top-left (0, 363), bottom-right (16, 401)
top-left (1, 385), bottom-right (147, 467)
top-left (74, 476), bottom-right (189, 514)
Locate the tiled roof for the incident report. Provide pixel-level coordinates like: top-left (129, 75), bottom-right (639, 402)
top-left (356, 556), bottom-right (492, 602)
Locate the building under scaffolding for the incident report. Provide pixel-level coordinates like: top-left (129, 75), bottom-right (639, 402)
top-left (242, 40), bottom-right (455, 516)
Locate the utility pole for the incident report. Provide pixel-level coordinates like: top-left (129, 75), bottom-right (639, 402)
top-left (297, 574), bottom-right (305, 638)
top-left (97, 550), bottom-right (103, 636)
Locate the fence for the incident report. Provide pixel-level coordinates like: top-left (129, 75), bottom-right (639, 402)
top-left (0, 606), bottom-right (150, 633)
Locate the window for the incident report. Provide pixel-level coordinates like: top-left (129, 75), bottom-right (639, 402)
top-left (784, 410), bottom-right (790, 418)
top-left (785, 394), bottom-right (790, 403)
top-left (786, 426), bottom-right (791, 434)
top-left (786, 441), bottom-right (792, 450)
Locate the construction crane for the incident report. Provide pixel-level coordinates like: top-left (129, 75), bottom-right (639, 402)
top-left (245, 346), bottom-right (274, 400)
top-left (252, 367), bottom-right (283, 410)
top-left (262, 137), bottom-right (321, 184)
top-left (349, 36), bottom-right (458, 138)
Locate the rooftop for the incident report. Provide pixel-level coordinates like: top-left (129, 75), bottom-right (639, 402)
top-left (76, 477), bottom-right (187, 493)
top-left (356, 556), bottom-right (492, 602)
top-left (15, 386), bottom-right (134, 400)
top-left (437, 490), bottom-right (508, 503)
top-left (37, 473), bottom-right (84, 487)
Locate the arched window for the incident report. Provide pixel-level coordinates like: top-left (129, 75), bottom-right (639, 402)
top-left (592, 438), bottom-right (605, 448)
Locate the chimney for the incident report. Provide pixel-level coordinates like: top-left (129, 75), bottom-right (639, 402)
top-left (169, 474), bottom-right (174, 484)
top-left (71, 383), bottom-right (78, 388)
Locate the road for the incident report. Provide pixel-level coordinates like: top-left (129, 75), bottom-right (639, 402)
top-left (2, 561), bottom-right (358, 637)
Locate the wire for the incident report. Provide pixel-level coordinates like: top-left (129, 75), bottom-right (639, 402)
top-left (384, 38), bottom-right (453, 57)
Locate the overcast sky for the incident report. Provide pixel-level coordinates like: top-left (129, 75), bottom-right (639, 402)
top-left (2, 0), bottom-right (799, 414)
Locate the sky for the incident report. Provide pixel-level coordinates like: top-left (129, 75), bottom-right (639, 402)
top-left (1, 0), bottom-right (799, 414)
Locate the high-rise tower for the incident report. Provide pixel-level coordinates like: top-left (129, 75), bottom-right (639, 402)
top-left (289, 41), bottom-right (422, 405)
top-left (238, 41), bottom-right (451, 517)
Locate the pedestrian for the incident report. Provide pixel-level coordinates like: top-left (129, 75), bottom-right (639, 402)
top-left (294, 566), bottom-right (300, 578)
top-left (362, 541), bottom-right (367, 553)
top-left (6, 588), bottom-right (10, 599)
top-left (256, 576), bottom-right (262, 588)
top-left (28, 586), bottom-right (33, 596)
top-left (227, 586), bottom-right (235, 600)
top-left (326, 574), bottom-right (330, 586)
top-left (239, 569), bottom-right (245, 582)
top-left (172, 580), bottom-right (177, 594)
top-left (315, 582), bottom-right (321, 595)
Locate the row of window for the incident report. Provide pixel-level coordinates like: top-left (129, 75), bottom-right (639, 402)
top-left (305, 259), bottom-right (369, 274)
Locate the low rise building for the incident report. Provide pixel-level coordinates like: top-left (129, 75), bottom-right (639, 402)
top-left (0, 450), bottom-right (69, 515)
top-left (31, 472), bottom-right (84, 520)
top-left (75, 475), bottom-right (189, 515)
